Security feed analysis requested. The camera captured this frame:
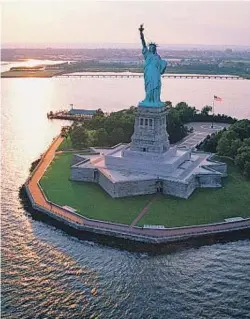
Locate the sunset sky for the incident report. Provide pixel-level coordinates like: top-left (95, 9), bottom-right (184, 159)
top-left (1, 0), bottom-right (250, 48)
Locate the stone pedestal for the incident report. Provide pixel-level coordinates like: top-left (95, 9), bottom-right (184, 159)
top-left (130, 106), bottom-right (170, 153)
top-left (71, 103), bottom-right (227, 199)
top-left (105, 146), bottom-right (191, 177)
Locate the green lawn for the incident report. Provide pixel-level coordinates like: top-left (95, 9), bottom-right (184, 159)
top-left (138, 160), bottom-right (250, 227)
top-left (40, 153), bottom-right (153, 224)
top-left (40, 153), bottom-right (250, 226)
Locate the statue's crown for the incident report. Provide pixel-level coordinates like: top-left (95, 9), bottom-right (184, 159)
top-left (148, 42), bottom-right (157, 47)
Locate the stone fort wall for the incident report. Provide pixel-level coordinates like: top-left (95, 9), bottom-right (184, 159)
top-left (163, 175), bottom-right (198, 199)
top-left (71, 166), bottom-right (95, 182)
top-left (71, 165), bottom-right (224, 199)
top-left (98, 170), bottom-right (156, 198)
top-left (71, 157), bottom-right (225, 199)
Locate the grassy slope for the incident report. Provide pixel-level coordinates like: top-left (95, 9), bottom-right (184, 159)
top-left (40, 153), bottom-right (250, 227)
top-left (139, 161), bottom-right (250, 227)
top-left (40, 153), bottom-right (152, 224)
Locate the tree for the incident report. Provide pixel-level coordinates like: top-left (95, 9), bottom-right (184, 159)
top-left (216, 130), bottom-right (242, 158)
top-left (216, 121), bottom-right (250, 163)
top-left (242, 137), bottom-right (250, 147)
top-left (167, 108), bottom-right (187, 143)
top-left (103, 114), bottom-right (120, 135)
top-left (60, 126), bottom-right (69, 138)
top-left (201, 105), bottom-right (212, 116)
top-left (127, 106), bottom-right (137, 114)
top-left (230, 119), bottom-right (250, 140)
top-left (70, 125), bottom-right (89, 149)
top-left (235, 151), bottom-right (250, 170)
top-left (199, 131), bottom-right (222, 153)
top-left (165, 101), bottom-right (172, 108)
top-left (109, 127), bottom-right (125, 146)
top-left (86, 110), bottom-right (105, 130)
top-left (175, 101), bottom-right (197, 123)
top-left (93, 128), bottom-right (109, 146)
top-left (243, 161), bottom-right (250, 179)
top-left (95, 108), bottom-right (105, 117)
top-left (235, 142), bottom-right (250, 173)
top-left (217, 138), bottom-right (231, 157)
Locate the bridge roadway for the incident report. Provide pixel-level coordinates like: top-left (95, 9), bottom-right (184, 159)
top-left (56, 73), bottom-right (243, 80)
top-left (26, 135), bottom-right (250, 243)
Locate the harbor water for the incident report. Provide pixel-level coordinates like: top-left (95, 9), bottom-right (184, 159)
top-left (1, 63), bottom-right (250, 318)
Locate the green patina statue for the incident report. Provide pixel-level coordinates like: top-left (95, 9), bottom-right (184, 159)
top-left (139, 24), bottom-right (167, 107)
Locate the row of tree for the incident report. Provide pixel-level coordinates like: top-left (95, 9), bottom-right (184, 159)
top-left (165, 101), bottom-right (236, 124)
top-left (68, 104), bottom-right (189, 148)
top-left (66, 101), bottom-right (238, 152)
top-left (197, 119), bottom-right (250, 178)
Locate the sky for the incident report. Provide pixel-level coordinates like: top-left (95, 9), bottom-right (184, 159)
top-left (1, 0), bottom-right (250, 48)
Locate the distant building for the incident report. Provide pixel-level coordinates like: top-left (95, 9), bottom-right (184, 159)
top-left (45, 62), bottom-right (69, 70)
top-left (98, 58), bottom-right (142, 65)
top-left (68, 108), bottom-right (97, 118)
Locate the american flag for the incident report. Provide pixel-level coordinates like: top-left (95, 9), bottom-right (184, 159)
top-left (214, 95), bottom-right (222, 102)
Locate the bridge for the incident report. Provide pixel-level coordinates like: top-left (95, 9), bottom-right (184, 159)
top-left (56, 73), bottom-right (243, 80)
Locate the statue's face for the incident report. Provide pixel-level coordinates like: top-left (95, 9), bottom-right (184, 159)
top-left (149, 45), bottom-right (156, 53)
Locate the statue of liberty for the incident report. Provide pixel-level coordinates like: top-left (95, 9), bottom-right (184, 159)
top-left (138, 24), bottom-right (167, 107)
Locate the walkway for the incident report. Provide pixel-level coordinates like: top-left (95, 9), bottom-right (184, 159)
top-left (27, 136), bottom-right (85, 225)
top-left (130, 196), bottom-right (156, 227)
top-left (176, 122), bottom-right (230, 149)
top-left (26, 136), bottom-right (250, 242)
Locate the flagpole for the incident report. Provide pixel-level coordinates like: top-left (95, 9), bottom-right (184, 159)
top-left (211, 97), bottom-right (215, 128)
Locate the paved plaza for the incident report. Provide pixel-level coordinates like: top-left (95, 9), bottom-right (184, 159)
top-left (177, 122), bottom-right (230, 149)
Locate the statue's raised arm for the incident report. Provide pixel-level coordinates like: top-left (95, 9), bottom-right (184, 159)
top-left (139, 24), bottom-right (146, 49)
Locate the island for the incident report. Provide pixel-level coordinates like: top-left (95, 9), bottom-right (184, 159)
top-left (22, 26), bottom-right (250, 252)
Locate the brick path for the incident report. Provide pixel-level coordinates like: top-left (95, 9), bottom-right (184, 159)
top-left (130, 196), bottom-right (156, 227)
top-left (27, 136), bottom-right (85, 225)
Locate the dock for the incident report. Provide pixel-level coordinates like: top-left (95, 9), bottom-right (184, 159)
top-left (47, 109), bottom-right (97, 121)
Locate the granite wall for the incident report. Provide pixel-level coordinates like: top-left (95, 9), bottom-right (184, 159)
top-left (197, 174), bottom-right (222, 187)
top-left (98, 171), bottom-right (116, 197)
top-left (98, 171), bottom-right (156, 198)
top-left (114, 179), bottom-right (156, 198)
top-left (162, 175), bottom-right (198, 199)
top-left (71, 166), bottom-right (96, 182)
top-left (71, 165), bottom-right (224, 199)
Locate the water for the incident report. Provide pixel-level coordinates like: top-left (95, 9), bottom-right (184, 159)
top-left (1, 68), bottom-right (250, 318)
top-left (1, 60), bottom-right (250, 119)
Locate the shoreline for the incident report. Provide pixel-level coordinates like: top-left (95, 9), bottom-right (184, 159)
top-left (22, 135), bottom-right (250, 252)
top-left (20, 185), bottom-right (250, 254)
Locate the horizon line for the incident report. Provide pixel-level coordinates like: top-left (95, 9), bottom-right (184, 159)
top-left (2, 42), bottom-right (250, 49)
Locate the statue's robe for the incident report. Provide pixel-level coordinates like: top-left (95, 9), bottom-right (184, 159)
top-left (142, 47), bottom-right (167, 103)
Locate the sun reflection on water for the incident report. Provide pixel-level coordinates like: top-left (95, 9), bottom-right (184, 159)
top-left (2, 78), bottom-right (56, 158)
